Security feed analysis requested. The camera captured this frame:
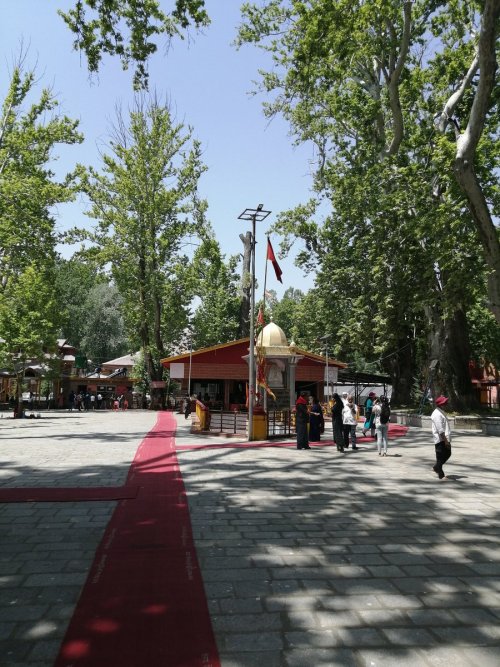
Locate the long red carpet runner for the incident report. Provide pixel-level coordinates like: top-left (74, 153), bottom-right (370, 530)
top-left (54, 411), bottom-right (220, 667)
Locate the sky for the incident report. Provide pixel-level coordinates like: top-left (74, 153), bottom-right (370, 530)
top-left (1, 0), bottom-right (319, 297)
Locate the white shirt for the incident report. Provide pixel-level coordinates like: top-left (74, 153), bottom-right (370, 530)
top-left (342, 402), bottom-right (357, 426)
top-left (431, 407), bottom-right (451, 445)
top-left (372, 403), bottom-right (382, 426)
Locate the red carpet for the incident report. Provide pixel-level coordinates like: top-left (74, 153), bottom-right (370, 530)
top-left (177, 423), bottom-right (409, 451)
top-left (55, 412), bottom-right (220, 667)
top-left (0, 486), bottom-right (138, 503)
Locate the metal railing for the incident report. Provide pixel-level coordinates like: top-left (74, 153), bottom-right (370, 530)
top-left (267, 410), bottom-right (294, 438)
top-left (208, 410), bottom-right (248, 435)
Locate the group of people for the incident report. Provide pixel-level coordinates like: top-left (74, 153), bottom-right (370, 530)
top-left (295, 390), bottom-right (391, 455)
top-left (295, 388), bottom-right (454, 481)
top-left (69, 390), bottom-right (99, 411)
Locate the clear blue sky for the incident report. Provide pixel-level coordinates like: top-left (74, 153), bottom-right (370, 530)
top-left (1, 0), bottom-right (318, 296)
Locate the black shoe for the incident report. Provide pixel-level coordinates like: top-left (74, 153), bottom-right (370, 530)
top-left (352, 446), bottom-right (358, 450)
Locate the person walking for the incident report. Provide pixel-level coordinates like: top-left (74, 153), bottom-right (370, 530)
top-left (431, 395), bottom-right (452, 480)
top-left (332, 392), bottom-right (345, 452)
top-left (374, 396), bottom-right (391, 456)
top-left (342, 395), bottom-right (358, 450)
top-left (362, 391), bottom-right (376, 437)
top-left (295, 391), bottom-right (310, 450)
top-left (309, 395), bottom-right (324, 442)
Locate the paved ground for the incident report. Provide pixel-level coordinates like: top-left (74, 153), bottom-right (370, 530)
top-left (1, 409), bottom-right (500, 666)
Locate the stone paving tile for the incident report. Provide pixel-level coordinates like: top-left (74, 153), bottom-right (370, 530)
top-left (358, 647), bottom-right (434, 666)
top-left (223, 631), bottom-right (284, 652)
top-left (2, 413), bottom-right (500, 666)
top-left (421, 646), bottom-right (500, 667)
top-left (284, 647), bottom-right (359, 666)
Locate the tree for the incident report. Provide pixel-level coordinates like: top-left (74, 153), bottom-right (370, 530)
top-left (79, 282), bottom-right (129, 363)
top-left (0, 61), bottom-right (82, 413)
top-left (54, 258), bottom-right (106, 349)
top-left (268, 287), bottom-right (304, 341)
top-left (237, 0), bottom-right (498, 409)
top-left (0, 62), bottom-right (82, 290)
top-left (0, 265), bottom-right (60, 414)
top-left (434, 0), bottom-right (500, 324)
top-left (188, 238), bottom-right (241, 348)
top-left (59, 0), bottom-right (210, 89)
top-left (70, 97), bottom-right (208, 404)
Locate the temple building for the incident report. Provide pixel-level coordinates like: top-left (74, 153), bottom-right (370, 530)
top-left (161, 321), bottom-right (346, 410)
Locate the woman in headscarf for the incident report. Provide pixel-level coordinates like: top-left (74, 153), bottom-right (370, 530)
top-left (362, 391), bottom-right (377, 438)
top-left (295, 391), bottom-right (310, 450)
top-left (331, 393), bottom-right (345, 452)
top-left (309, 395), bottom-right (324, 442)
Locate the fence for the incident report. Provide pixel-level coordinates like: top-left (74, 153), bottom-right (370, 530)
top-left (208, 410), bottom-right (248, 435)
top-left (267, 410), bottom-right (294, 438)
top-left (206, 409), bottom-right (295, 439)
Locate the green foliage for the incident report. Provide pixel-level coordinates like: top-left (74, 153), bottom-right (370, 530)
top-left (68, 97), bottom-right (209, 381)
top-left (0, 264), bottom-right (60, 368)
top-left (237, 0), bottom-right (499, 406)
top-left (54, 258), bottom-right (106, 349)
top-left (79, 283), bottom-right (129, 362)
top-left (58, 0), bottom-right (210, 89)
top-left (0, 62), bottom-right (82, 393)
top-left (188, 238), bottom-right (241, 348)
top-left (467, 302), bottom-right (500, 368)
top-left (0, 63), bottom-right (82, 289)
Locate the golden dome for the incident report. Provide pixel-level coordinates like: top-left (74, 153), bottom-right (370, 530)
top-left (256, 321), bottom-right (289, 350)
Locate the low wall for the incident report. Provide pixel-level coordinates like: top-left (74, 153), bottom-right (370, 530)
top-left (481, 417), bottom-right (500, 436)
top-left (391, 411), bottom-right (488, 433)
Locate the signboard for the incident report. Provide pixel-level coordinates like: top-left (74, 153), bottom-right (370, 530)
top-left (324, 367), bottom-right (338, 383)
top-left (169, 363), bottom-right (184, 379)
top-left (150, 380), bottom-right (166, 389)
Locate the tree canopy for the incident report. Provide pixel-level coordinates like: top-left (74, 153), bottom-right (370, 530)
top-left (0, 62), bottom-right (82, 406)
top-left (59, 0), bottom-right (210, 89)
top-left (69, 96), bottom-right (209, 386)
top-left (237, 0), bottom-right (500, 408)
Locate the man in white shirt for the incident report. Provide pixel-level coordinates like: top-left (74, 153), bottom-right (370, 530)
top-left (431, 395), bottom-right (451, 480)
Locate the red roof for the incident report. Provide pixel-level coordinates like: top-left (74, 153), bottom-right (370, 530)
top-left (161, 338), bottom-right (346, 369)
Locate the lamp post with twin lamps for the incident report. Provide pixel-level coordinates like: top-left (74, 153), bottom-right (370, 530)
top-left (238, 204), bottom-right (271, 440)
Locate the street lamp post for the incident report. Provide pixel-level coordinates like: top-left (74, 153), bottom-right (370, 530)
top-left (238, 204), bottom-right (271, 440)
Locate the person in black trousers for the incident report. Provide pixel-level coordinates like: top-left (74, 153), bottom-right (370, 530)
top-left (332, 393), bottom-right (345, 452)
top-left (295, 391), bottom-right (310, 450)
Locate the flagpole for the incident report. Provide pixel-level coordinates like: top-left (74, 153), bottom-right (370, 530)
top-left (262, 236), bottom-right (269, 319)
top-left (238, 205), bottom-right (271, 441)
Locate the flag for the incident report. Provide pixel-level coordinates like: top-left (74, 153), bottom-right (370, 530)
top-left (256, 346), bottom-right (276, 401)
top-left (267, 238), bottom-right (283, 283)
top-left (256, 306), bottom-right (265, 328)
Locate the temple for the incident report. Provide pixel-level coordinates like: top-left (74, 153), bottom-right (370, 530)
top-left (161, 321), bottom-right (346, 410)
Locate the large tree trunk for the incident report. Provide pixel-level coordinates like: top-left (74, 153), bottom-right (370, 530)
top-left (239, 231), bottom-right (252, 337)
top-left (453, 0), bottom-right (500, 324)
top-left (439, 308), bottom-right (480, 412)
top-left (384, 332), bottom-right (414, 406)
top-left (454, 164), bottom-right (500, 325)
